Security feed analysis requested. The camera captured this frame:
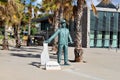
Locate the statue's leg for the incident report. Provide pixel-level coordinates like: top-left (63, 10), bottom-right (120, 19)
top-left (57, 44), bottom-right (63, 64)
top-left (64, 45), bottom-right (69, 65)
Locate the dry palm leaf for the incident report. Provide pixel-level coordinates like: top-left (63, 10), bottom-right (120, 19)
top-left (55, 1), bottom-right (61, 10)
top-left (102, 0), bottom-right (111, 5)
top-left (91, 3), bottom-right (98, 17)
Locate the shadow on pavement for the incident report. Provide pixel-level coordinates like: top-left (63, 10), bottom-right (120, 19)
top-left (10, 47), bottom-right (42, 53)
top-left (10, 53), bottom-right (40, 58)
top-left (69, 60), bottom-right (87, 63)
top-left (29, 62), bottom-right (41, 68)
top-left (29, 62), bottom-right (46, 70)
top-left (69, 60), bottom-right (76, 62)
top-left (10, 53), bottom-right (58, 60)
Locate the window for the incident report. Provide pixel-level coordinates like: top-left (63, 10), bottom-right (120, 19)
top-left (118, 13), bottom-right (120, 31)
top-left (94, 17), bottom-right (98, 30)
top-left (103, 16), bottom-right (106, 31)
top-left (110, 16), bottom-right (114, 31)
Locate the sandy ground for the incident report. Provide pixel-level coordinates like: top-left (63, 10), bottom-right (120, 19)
top-left (0, 46), bottom-right (120, 80)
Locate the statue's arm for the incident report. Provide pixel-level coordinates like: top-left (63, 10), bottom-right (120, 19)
top-left (46, 29), bottom-right (60, 43)
top-left (68, 32), bottom-right (73, 44)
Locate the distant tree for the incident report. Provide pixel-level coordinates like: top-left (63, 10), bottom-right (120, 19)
top-left (0, 0), bottom-right (24, 49)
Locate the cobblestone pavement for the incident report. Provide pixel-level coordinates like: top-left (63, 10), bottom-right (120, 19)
top-left (0, 46), bottom-right (120, 80)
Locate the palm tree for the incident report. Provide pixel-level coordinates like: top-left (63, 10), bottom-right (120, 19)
top-left (73, 0), bottom-right (86, 62)
top-left (24, 0), bottom-right (39, 46)
top-left (40, 0), bottom-right (60, 51)
top-left (40, 0), bottom-right (73, 51)
top-left (13, 0), bottom-right (24, 48)
top-left (26, 0), bottom-right (37, 36)
top-left (0, 1), bottom-right (9, 50)
top-left (0, 0), bottom-right (21, 50)
top-left (74, 0), bottom-right (111, 62)
top-left (51, 0), bottom-right (73, 51)
top-left (0, 0), bottom-right (25, 49)
top-left (21, 0), bottom-right (29, 29)
top-left (33, 4), bottom-right (40, 18)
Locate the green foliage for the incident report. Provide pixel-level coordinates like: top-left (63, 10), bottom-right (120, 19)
top-left (31, 27), bottom-right (37, 35)
top-left (0, 0), bottom-right (7, 3)
top-left (0, 35), bottom-right (4, 39)
top-left (0, 27), bottom-right (4, 35)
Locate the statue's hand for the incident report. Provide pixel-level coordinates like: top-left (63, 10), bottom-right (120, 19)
top-left (44, 40), bottom-right (49, 43)
top-left (68, 41), bottom-right (74, 44)
top-left (70, 41), bottom-right (74, 44)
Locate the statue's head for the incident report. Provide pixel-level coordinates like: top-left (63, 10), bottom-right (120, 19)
top-left (60, 19), bottom-right (66, 28)
top-left (60, 19), bottom-right (66, 24)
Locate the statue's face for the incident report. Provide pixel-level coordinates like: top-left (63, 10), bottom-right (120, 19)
top-left (61, 23), bottom-right (66, 28)
top-left (60, 19), bottom-right (66, 28)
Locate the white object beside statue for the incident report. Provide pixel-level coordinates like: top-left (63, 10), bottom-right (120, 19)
top-left (41, 42), bottom-right (50, 65)
top-left (46, 61), bottom-right (61, 70)
top-left (41, 42), bottom-right (61, 70)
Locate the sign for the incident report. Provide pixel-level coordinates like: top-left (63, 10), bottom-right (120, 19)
top-left (46, 61), bottom-right (61, 70)
top-left (41, 43), bottom-right (50, 65)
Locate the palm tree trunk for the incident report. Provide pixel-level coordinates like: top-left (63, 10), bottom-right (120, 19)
top-left (74, 0), bottom-right (84, 62)
top-left (59, 6), bottom-right (64, 19)
top-left (27, 2), bottom-right (32, 46)
top-left (28, 19), bottom-right (31, 36)
top-left (52, 11), bottom-right (59, 52)
top-left (27, 18), bottom-right (32, 46)
top-left (2, 25), bottom-right (9, 50)
top-left (52, 5), bottom-right (63, 52)
top-left (14, 25), bottom-right (21, 48)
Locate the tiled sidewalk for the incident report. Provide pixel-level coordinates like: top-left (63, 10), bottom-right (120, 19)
top-left (0, 46), bottom-right (120, 80)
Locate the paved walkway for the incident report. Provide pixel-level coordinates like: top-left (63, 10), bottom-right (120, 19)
top-left (0, 46), bottom-right (120, 80)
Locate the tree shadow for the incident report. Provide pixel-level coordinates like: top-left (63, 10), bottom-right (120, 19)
top-left (10, 53), bottom-right (40, 58)
top-left (69, 60), bottom-right (76, 62)
top-left (49, 55), bottom-right (57, 59)
top-left (28, 62), bottom-right (46, 70)
top-left (29, 62), bottom-right (41, 68)
top-left (27, 47), bottom-right (43, 50)
top-left (10, 52), bottom-right (58, 60)
top-left (10, 47), bottom-right (42, 53)
top-left (69, 60), bottom-right (87, 63)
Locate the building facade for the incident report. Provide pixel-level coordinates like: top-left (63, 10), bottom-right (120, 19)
top-left (83, 2), bottom-right (120, 48)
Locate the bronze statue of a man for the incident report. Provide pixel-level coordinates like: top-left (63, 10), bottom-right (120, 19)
top-left (45, 19), bottom-right (73, 65)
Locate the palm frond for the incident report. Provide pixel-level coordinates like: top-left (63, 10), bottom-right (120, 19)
top-left (102, 0), bottom-right (111, 5)
top-left (91, 3), bottom-right (98, 17)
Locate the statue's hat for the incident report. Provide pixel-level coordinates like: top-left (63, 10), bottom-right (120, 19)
top-left (60, 19), bottom-right (66, 23)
